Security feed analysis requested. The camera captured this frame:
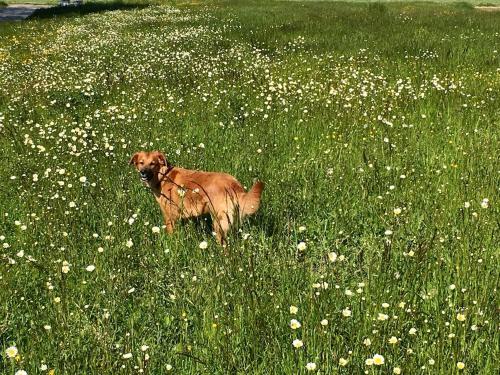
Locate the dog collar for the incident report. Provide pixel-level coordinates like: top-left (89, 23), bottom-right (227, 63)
top-left (164, 164), bottom-right (174, 175)
top-left (159, 164), bottom-right (174, 181)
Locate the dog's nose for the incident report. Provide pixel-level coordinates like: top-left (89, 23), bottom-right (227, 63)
top-left (139, 169), bottom-right (153, 181)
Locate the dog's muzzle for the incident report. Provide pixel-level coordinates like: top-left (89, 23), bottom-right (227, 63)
top-left (140, 170), bottom-right (153, 181)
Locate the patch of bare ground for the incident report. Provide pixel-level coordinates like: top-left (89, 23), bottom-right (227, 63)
top-left (0, 3), bottom-right (51, 21)
top-left (475, 6), bottom-right (500, 12)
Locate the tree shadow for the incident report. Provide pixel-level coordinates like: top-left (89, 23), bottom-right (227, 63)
top-left (28, 1), bottom-right (148, 19)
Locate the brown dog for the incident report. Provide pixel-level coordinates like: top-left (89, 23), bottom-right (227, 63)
top-left (129, 151), bottom-right (264, 245)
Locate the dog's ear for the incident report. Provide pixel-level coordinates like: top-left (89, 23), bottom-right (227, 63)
top-left (154, 151), bottom-right (167, 166)
top-left (129, 153), bottom-right (139, 166)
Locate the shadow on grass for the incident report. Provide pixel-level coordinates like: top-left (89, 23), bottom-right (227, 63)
top-left (28, 1), bottom-right (148, 19)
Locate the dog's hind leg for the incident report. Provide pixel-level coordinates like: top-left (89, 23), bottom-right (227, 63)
top-left (212, 212), bottom-right (232, 247)
top-left (209, 190), bottom-right (239, 248)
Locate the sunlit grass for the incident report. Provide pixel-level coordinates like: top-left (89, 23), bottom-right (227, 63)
top-left (0, 1), bottom-right (498, 374)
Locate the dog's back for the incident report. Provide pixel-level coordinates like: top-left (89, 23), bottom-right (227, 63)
top-left (163, 167), bottom-right (264, 244)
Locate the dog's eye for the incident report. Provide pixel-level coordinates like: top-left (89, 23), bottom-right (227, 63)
top-left (139, 161), bottom-right (144, 165)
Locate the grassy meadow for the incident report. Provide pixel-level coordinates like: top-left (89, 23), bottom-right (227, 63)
top-left (0, 1), bottom-right (499, 374)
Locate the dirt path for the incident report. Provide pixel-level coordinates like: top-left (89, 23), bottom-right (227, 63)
top-left (0, 3), bottom-right (52, 22)
top-left (475, 6), bottom-right (500, 12)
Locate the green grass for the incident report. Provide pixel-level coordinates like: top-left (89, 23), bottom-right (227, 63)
top-left (0, 1), bottom-right (499, 374)
top-left (291, 0), bottom-right (500, 4)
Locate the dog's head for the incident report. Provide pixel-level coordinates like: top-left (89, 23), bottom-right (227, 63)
top-left (129, 151), bottom-right (168, 185)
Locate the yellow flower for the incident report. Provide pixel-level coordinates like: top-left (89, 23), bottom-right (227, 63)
top-left (365, 358), bottom-right (374, 366)
top-left (342, 307), bottom-right (352, 317)
top-left (377, 313), bottom-right (389, 321)
top-left (85, 265), bottom-right (95, 272)
top-left (290, 319), bottom-right (301, 330)
top-left (61, 261), bottom-right (70, 274)
top-left (480, 198), bottom-right (489, 209)
top-left (388, 336), bottom-right (398, 344)
top-left (5, 346), bottom-right (18, 358)
top-left (393, 367), bottom-right (401, 374)
top-left (457, 362), bottom-right (465, 370)
top-left (289, 305), bottom-right (298, 314)
top-left (306, 362), bottom-right (317, 371)
top-left (292, 339), bottom-right (303, 348)
top-left (339, 358), bottom-right (348, 366)
top-left (456, 313), bottom-right (466, 322)
top-left (48, 370), bottom-right (55, 375)
top-left (373, 354), bottom-right (385, 365)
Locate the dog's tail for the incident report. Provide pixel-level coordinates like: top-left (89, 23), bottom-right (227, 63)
top-left (240, 181), bottom-right (264, 218)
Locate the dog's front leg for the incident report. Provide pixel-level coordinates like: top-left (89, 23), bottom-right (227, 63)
top-left (156, 194), bottom-right (177, 234)
top-left (165, 219), bottom-right (175, 234)
top-left (158, 206), bottom-right (175, 234)
top-left (161, 210), bottom-right (176, 234)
